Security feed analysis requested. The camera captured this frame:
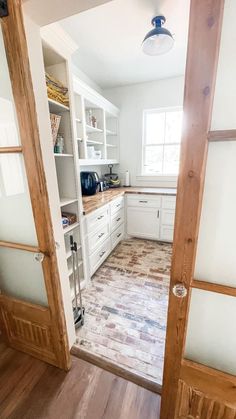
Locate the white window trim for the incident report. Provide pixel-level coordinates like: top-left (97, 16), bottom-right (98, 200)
top-left (140, 106), bottom-right (182, 177)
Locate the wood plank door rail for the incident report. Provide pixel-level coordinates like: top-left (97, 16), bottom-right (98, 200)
top-left (0, 146), bottom-right (23, 153)
top-left (191, 279), bottom-right (236, 298)
top-left (208, 129), bottom-right (236, 141)
top-left (0, 241), bottom-right (40, 253)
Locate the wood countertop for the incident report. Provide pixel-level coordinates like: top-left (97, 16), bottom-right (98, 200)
top-left (82, 187), bottom-right (177, 215)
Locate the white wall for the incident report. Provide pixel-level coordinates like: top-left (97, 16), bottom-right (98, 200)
top-left (104, 76), bottom-right (184, 188)
top-left (72, 63), bottom-right (103, 95)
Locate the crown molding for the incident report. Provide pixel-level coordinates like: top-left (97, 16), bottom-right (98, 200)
top-left (41, 23), bottom-right (78, 58)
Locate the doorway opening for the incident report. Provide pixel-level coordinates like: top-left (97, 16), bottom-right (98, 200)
top-left (39, 0), bottom-right (190, 392)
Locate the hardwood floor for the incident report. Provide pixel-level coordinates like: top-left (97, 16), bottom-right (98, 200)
top-left (0, 341), bottom-right (161, 419)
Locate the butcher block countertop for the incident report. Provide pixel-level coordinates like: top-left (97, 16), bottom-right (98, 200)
top-left (82, 187), bottom-right (177, 215)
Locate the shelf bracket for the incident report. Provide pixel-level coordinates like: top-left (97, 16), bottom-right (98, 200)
top-left (0, 0), bottom-right (8, 17)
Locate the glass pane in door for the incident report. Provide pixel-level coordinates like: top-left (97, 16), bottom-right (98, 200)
top-left (185, 289), bottom-right (236, 375)
top-left (0, 247), bottom-right (47, 305)
top-left (0, 154), bottom-right (38, 245)
top-left (194, 141), bottom-right (236, 287)
top-left (0, 25), bottom-right (20, 146)
top-left (0, 24), bottom-right (47, 306)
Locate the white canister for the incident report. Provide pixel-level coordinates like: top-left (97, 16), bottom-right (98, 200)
top-left (87, 146), bottom-right (95, 158)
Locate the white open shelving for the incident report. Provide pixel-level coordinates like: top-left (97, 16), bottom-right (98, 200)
top-left (48, 98), bottom-right (70, 113)
top-left (60, 198), bottom-right (78, 207)
top-left (42, 40), bottom-right (89, 308)
top-left (73, 76), bottom-right (120, 164)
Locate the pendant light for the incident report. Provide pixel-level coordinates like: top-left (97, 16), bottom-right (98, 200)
top-left (142, 15), bottom-right (174, 56)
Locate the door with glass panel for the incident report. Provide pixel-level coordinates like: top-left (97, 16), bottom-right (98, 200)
top-left (0, 0), bottom-right (70, 369)
top-left (161, 0), bottom-right (236, 417)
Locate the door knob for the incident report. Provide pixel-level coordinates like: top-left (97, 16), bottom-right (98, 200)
top-left (34, 252), bottom-right (45, 263)
top-left (172, 283), bottom-right (187, 298)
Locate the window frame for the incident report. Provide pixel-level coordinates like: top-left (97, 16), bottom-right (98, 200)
top-left (141, 106), bottom-right (183, 177)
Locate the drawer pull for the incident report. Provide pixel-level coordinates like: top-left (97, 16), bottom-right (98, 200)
top-left (98, 232), bottom-right (105, 239)
top-left (97, 215), bottom-right (104, 220)
top-left (139, 200), bottom-right (148, 203)
top-left (117, 233), bottom-right (122, 238)
top-left (157, 210), bottom-right (160, 218)
top-left (116, 203), bottom-right (121, 207)
top-left (116, 217), bottom-right (121, 222)
top-left (99, 250), bottom-right (106, 258)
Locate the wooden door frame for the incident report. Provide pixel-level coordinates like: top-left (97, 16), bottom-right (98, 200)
top-left (160, 0), bottom-right (225, 417)
top-left (0, 0), bottom-right (70, 369)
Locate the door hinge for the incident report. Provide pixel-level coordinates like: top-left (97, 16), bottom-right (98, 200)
top-left (0, 0), bottom-right (8, 18)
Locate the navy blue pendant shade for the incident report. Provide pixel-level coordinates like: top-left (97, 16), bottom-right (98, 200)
top-left (142, 15), bottom-right (174, 56)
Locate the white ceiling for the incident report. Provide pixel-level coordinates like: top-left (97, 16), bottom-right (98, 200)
top-left (60, 0), bottom-right (190, 89)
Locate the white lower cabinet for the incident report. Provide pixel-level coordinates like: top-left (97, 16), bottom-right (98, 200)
top-left (127, 207), bottom-right (160, 240)
top-left (85, 196), bottom-right (125, 276)
top-left (111, 223), bottom-right (125, 250)
top-left (89, 238), bottom-right (111, 275)
top-left (126, 193), bottom-right (176, 243)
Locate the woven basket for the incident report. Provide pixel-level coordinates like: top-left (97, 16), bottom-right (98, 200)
top-left (50, 113), bottom-right (61, 146)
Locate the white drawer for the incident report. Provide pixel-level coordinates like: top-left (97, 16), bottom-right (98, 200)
top-left (161, 209), bottom-right (175, 226)
top-left (160, 226), bottom-right (174, 242)
top-left (126, 194), bottom-right (161, 208)
top-left (87, 222), bottom-right (110, 255)
top-left (110, 196), bottom-right (124, 215)
top-left (90, 238), bottom-right (111, 275)
top-left (111, 223), bottom-right (124, 249)
top-left (162, 195), bottom-right (176, 210)
top-left (111, 208), bottom-right (124, 233)
top-left (86, 205), bottom-right (109, 235)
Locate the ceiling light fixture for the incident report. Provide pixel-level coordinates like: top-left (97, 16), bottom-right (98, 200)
top-left (142, 15), bottom-right (174, 56)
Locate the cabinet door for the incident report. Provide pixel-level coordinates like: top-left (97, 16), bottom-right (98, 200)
top-left (127, 207), bottom-right (160, 240)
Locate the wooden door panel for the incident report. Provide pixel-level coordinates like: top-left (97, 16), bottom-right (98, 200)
top-left (0, 295), bottom-right (59, 366)
top-left (175, 362), bottom-right (236, 419)
top-left (176, 381), bottom-right (236, 419)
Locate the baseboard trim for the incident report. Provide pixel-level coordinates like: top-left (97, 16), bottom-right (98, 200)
top-left (71, 345), bottom-right (162, 395)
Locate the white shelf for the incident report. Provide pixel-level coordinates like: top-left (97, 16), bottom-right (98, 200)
top-left (68, 260), bottom-right (83, 277)
top-left (106, 144), bottom-right (117, 148)
top-left (63, 222), bottom-right (80, 234)
top-left (71, 278), bottom-right (86, 300)
top-left (86, 124), bottom-right (103, 134)
top-left (106, 129), bottom-right (117, 136)
top-left (54, 153), bottom-right (73, 158)
top-left (60, 198), bottom-right (78, 207)
top-left (79, 159), bottom-right (118, 166)
top-left (48, 98), bottom-right (69, 113)
top-left (66, 244), bottom-right (81, 260)
top-left (87, 140), bottom-right (104, 145)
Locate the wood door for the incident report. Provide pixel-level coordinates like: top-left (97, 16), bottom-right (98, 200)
top-left (160, 0), bottom-right (236, 417)
top-left (0, 0), bottom-right (70, 369)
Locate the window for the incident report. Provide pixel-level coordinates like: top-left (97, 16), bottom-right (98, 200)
top-left (142, 107), bottom-right (183, 175)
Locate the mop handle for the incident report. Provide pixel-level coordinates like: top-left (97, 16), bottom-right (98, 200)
top-left (70, 235), bottom-right (78, 311)
top-left (75, 246), bottom-right (84, 321)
